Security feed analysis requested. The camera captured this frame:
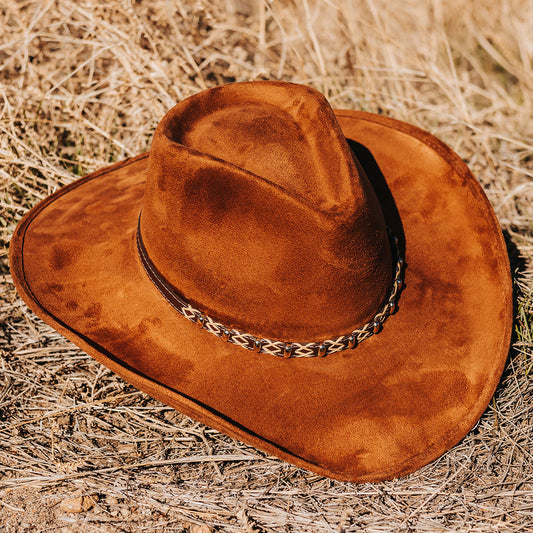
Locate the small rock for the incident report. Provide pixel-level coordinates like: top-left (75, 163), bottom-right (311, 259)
top-left (106, 496), bottom-right (119, 506)
top-left (190, 525), bottom-right (212, 533)
top-left (60, 491), bottom-right (97, 513)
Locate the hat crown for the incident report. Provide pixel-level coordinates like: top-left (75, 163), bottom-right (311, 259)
top-left (140, 82), bottom-right (392, 341)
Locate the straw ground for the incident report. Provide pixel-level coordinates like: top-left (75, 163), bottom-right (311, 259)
top-left (0, 1), bottom-right (532, 531)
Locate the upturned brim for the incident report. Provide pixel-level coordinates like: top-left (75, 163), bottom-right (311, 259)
top-left (9, 110), bottom-right (512, 482)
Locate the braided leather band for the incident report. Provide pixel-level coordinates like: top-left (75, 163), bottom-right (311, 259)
top-left (136, 219), bottom-right (404, 358)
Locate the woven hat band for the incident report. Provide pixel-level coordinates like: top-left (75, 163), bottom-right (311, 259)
top-left (136, 215), bottom-right (404, 358)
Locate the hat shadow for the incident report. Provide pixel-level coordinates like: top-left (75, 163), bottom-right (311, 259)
top-left (498, 230), bottom-right (527, 383)
top-left (349, 139), bottom-right (527, 422)
top-left (347, 139), bottom-right (406, 258)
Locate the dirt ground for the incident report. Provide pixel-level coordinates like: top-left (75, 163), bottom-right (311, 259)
top-left (0, 1), bottom-right (532, 531)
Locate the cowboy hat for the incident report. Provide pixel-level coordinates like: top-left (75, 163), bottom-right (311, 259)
top-left (9, 81), bottom-right (512, 482)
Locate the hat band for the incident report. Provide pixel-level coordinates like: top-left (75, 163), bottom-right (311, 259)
top-left (136, 218), bottom-right (404, 358)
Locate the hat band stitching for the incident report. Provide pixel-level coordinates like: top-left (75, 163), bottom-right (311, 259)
top-left (136, 216), bottom-right (404, 358)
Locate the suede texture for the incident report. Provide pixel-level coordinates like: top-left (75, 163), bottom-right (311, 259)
top-left (142, 83), bottom-right (391, 341)
top-left (9, 81), bottom-right (513, 482)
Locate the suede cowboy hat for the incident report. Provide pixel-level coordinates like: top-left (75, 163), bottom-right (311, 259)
top-left (10, 81), bottom-right (512, 482)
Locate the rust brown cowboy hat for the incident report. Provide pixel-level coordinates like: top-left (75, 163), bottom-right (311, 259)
top-left (9, 81), bottom-right (512, 482)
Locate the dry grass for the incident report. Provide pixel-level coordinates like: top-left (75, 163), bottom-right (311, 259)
top-left (0, 0), bottom-right (532, 531)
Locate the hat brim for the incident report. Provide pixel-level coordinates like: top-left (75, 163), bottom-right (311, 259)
top-left (9, 110), bottom-right (512, 482)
